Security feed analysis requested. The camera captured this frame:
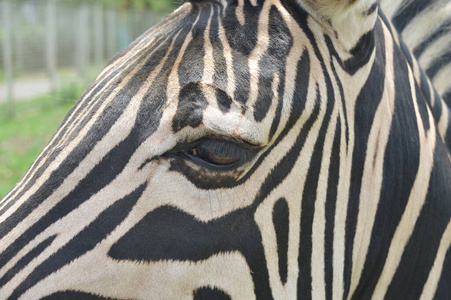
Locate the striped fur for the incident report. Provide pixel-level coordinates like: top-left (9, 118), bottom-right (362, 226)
top-left (0, 0), bottom-right (450, 299)
top-left (380, 0), bottom-right (451, 107)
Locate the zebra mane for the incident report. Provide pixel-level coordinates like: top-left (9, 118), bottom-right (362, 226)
top-left (302, 0), bottom-right (362, 19)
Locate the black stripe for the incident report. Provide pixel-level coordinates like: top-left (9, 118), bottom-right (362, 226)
top-left (172, 83), bottom-right (208, 131)
top-left (443, 89), bottom-right (451, 108)
top-left (434, 246), bottom-right (451, 299)
top-left (273, 198), bottom-right (290, 284)
top-left (445, 108), bottom-right (451, 154)
top-left (365, 3), bottom-right (378, 16)
top-left (215, 88), bottom-right (234, 112)
top-left (193, 287), bottom-right (232, 300)
top-left (343, 30), bottom-right (376, 75)
top-left (42, 291), bottom-right (122, 300)
top-left (415, 82), bottom-right (431, 132)
top-left (325, 118), bottom-right (341, 300)
top-left (432, 88), bottom-right (445, 123)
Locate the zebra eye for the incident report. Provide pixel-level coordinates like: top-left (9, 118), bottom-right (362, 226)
top-left (189, 141), bottom-right (238, 166)
top-left (185, 138), bottom-right (255, 169)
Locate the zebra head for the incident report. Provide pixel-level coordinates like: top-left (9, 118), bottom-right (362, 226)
top-left (1, 0), bottom-right (450, 299)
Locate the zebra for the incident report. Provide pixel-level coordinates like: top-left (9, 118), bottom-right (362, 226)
top-left (380, 0), bottom-right (451, 112)
top-left (0, 0), bottom-right (450, 298)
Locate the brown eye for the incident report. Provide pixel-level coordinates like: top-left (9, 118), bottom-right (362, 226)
top-left (190, 146), bottom-right (237, 166)
top-left (185, 138), bottom-right (255, 169)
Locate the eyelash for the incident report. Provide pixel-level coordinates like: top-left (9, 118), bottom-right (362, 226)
top-left (166, 137), bottom-right (257, 170)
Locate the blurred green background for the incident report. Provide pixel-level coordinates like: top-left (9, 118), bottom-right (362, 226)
top-left (0, 80), bottom-right (85, 197)
top-left (0, 0), bottom-right (179, 198)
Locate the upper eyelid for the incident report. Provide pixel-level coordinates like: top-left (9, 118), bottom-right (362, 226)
top-left (171, 135), bottom-right (262, 153)
top-left (202, 135), bottom-right (263, 151)
top-left (194, 127), bottom-right (263, 148)
top-left (200, 139), bottom-right (255, 157)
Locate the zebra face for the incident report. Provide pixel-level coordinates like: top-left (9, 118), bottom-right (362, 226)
top-left (1, 0), bottom-right (450, 299)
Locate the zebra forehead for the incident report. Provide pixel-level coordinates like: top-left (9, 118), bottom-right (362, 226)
top-left (104, 3), bottom-right (296, 103)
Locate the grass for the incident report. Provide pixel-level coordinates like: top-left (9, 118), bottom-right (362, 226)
top-left (0, 80), bottom-right (87, 199)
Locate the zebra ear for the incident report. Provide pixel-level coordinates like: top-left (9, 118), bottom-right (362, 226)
top-left (301, 0), bottom-right (378, 52)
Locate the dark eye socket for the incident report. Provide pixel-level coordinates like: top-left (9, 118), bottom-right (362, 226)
top-left (166, 137), bottom-right (257, 170)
